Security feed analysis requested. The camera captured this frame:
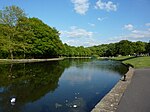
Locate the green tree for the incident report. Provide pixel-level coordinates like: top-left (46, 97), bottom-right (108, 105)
top-left (133, 41), bottom-right (146, 54)
top-left (146, 40), bottom-right (150, 55)
top-left (0, 6), bottom-right (26, 59)
top-left (0, 25), bottom-right (10, 58)
top-left (24, 18), bottom-right (64, 58)
top-left (0, 24), bottom-right (16, 59)
top-left (116, 40), bottom-right (134, 56)
top-left (15, 17), bottom-right (34, 58)
top-left (105, 43), bottom-right (117, 56)
top-left (0, 5), bottom-right (26, 26)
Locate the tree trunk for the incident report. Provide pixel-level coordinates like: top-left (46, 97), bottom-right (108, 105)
top-left (23, 47), bottom-right (26, 59)
top-left (9, 63), bottom-right (13, 77)
top-left (10, 49), bottom-right (13, 60)
top-left (23, 47), bottom-right (25, 59)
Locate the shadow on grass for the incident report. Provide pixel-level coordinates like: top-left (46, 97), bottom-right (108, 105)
top-left (119, 56), bottom-right (138, 61)
top-left (124, 63), bottom-right (134, 68)
top-left (110, 56), bottom-right (138, 61)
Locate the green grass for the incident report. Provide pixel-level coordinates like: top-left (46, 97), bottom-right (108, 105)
top-left (123, 56), bottom-right (150, 68)
top-left (112, 56), bottom-right (150, 68)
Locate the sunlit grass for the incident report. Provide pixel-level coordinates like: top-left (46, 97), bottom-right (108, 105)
top-left (123, 56), bottom-right (150, 68)
top-left (111, 56), bottom-right (150, 68)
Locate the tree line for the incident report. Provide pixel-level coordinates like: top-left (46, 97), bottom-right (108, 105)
top-left (0, 6), bottom-right (150, 59)
top-left (89, 40), bottom-right (150, 57)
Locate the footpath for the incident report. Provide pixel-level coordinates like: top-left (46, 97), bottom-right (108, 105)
top-left (116, 68), bottom-right (150, 112)
top-left (92, 68), bottom-right (150, 112)
top-left (92, 67), bottom-right (134, 112)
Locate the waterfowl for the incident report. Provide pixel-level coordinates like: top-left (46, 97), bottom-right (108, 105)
top-left (10, 98), bottom-right (16, 103)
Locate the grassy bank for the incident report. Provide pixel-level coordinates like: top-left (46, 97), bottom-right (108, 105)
top-left (111, 56), bottom-right (150, 68)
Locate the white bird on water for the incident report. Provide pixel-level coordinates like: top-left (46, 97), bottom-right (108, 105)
top-left (10, 98), bottom-right (16, 103)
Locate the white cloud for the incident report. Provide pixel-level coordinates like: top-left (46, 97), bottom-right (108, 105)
top-left (82, 39), bottom-right (101, 46)
top-left (124, 24), bottom-right (134, 31)
top-left (130, 29), bottom-right (150, 39)
top-left (60, 26), bottom-right (93, 38)
top-left (109, 29), bottom-right (150, 43)
top-left (97, 17), bottom-right (104, 21)
top-left (60, 27), bottom-right (101, 46)
top-left (64, 39), bottom-right (100, 47)
top-left (88, 23), bottom-right (95, 27)
top-left (145, 23), bottom-right (150, 27)
top-left (97, 17), bottom-right (107, 21)
top-left (71, 0), bottom-right (89, 15)
top-left (95, 0), bottom-right (117, 12)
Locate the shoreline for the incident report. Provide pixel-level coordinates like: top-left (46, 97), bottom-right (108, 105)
top-left (91, 67), bottom-right (134, 112)
top-left (0, 57), bottom-right (92, 64)
top-left (0, 57), bottom-right (134, 111)
top-left (0, 58), bottom-right (65, 64)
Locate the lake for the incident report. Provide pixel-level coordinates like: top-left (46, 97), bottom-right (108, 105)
top-left (0, 59), bottom-right (128, 112)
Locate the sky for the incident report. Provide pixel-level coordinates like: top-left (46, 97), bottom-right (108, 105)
top-left (0, 0), bottom-right (150, 46)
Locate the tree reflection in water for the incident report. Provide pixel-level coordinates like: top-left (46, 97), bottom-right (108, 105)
top-left (0, 59), bottom-right (128, 112)
top-left (0, 60), bottom-right (70, 112)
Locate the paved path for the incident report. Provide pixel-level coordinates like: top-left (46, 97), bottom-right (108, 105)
top-left (117, 69), bottom-right (150, 112)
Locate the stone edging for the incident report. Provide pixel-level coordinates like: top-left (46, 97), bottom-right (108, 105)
top-left (91, 67), bottom-right (134, 112)
top-left (0, 57), bottom-right (91, 64)
top-left (0, 58), bottom-right (65, 64)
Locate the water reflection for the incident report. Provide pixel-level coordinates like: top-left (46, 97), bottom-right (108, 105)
top-left (0, 60), bottom-right (70, 112)
top-left (0, 59), bottom-right (128, 112)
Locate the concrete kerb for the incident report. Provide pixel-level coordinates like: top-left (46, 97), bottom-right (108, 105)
top-left (91, 67), bottom-right (134, 112)
top-left (0, 58), bottom-right (65, 64)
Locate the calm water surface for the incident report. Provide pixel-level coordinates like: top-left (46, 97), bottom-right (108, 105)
top-left (0, 59), bottom-right (128, 112)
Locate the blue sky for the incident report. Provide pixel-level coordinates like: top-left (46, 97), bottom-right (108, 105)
top-left (0, 0), bottom-right (150, 46)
